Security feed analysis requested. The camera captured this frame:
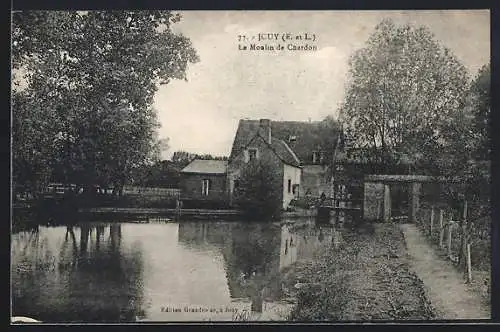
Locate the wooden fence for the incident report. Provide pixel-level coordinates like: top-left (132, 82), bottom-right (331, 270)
top-left (417, 201), bottom-right (491, 283)
top-left (122, 186), bottom-right (181, 197)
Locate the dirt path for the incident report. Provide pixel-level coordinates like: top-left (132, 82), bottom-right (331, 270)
top-left (400, 223), bottom-right (490, 319)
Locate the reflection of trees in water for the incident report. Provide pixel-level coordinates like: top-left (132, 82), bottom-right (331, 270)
top-left (66, 224), bottom-right (144, 322)
top-left (280, 225), bottom-right (336, 272)
top-left (177, 222), bottom-right (284, 309)
top-left (12, 227), bottom-right (58, 276)
top-left (12, 227), bottom-right (56, 316)
top-left (12, 227), bottom-right (40, 262)
top-left (224, 224), bottom-right (282, 304)
top-left (178, 222), bottom-right (281, 278)
top-left (12, 224), bottom-right (146, 322)
top-left (177, 222), bottom-right (233, 247)
top-left (230, 225), bottom-right (280, 277)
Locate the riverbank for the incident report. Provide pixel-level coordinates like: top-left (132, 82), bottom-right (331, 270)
top-left (280, 223), bottom-right (436, 321)
top-left (78, 207), bottom-right (244, 219)
top-left (14, 203), bottom-right (322, 226)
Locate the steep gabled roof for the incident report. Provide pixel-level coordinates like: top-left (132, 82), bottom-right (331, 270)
top-left (180, 159), bottom-right (228, 174)
top-left (229, 119), bottom-right (340, 164)
top-left (267, 136), bottom-right (301, 167)
top-left (232, 131), bottom-right (301, 167)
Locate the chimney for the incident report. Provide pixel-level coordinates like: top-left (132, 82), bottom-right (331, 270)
top-left (259, 119), bottom-right (271, 144)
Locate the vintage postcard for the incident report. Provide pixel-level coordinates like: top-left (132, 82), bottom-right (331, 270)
top-left (11, 10), bottom-right (491, 323)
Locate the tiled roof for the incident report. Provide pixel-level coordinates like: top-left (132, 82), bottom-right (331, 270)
top-left (237, 131), bottom-right (301, 167)
top-left (267, 136), bottom-right (302, 167)
top-left (180, 159), bottom-right (228, 174)
top-left (229, 119), bottom-right (340, 164)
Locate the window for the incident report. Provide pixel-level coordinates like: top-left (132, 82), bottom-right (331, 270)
top-left (287, 179), bottom-right (292, 193)
top-left (202, 179), bottom-right (210, 196)
top-left (248, 148), bottom-right (258, 161)
top-left (234, 179), bottom-right (240, 189)
top-left (312, 151), bottom-right (320, 164)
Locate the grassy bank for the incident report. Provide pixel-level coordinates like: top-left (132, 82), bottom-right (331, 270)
top-left (281, 223), bottom-right (436, 321)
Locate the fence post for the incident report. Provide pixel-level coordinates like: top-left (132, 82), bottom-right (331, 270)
top-left (466, 242), bottom-right (472, 283)
top-left (447, 221), bottom-right (453, 259)
top-left (439, 209), bottom-right (444, 248)
top-left (430, 206), bottom-right (434, 236)
top-left (459, 200), bottom-right (468, 269)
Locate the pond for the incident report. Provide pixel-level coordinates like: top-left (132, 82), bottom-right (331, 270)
top-left (11, 218), bottom-right (340, 322)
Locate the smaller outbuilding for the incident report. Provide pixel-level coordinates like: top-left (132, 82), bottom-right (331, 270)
top-left (180, 159), bottom-right (229, 208)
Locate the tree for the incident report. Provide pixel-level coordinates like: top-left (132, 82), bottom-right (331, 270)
top-left (340, 19), bottom-right (470, 173)
top-left (463, 63), bottom-right (490, 218)
top-left (170, 151), bottom-right (197, 168)
top-left (12, 11), bottom-right (199, 197)
top-left (12, 90), bottom-right (55, 196)
top-left (468, 63), bottom-right (490, 161)
top-left (131, 159), bottom-right (183, 188)
top-left (233, 161), bottom-right (282, 220)
top-left (170, 150), bottom-right (228, 168)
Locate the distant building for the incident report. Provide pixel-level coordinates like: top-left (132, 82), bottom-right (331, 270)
top-left (228, 118), bottom-right (341, 210)
top-left (180, 159), bottom-right (229, 208)
top-left (228, 119), bottom-right (302, 210)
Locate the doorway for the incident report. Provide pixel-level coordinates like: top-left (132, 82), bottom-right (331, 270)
top-left (390, 183), bottom-right (409, 220)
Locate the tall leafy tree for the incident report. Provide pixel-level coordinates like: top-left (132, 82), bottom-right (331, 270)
top-left (462, 63), bottom-right (490, 216)
top-left (340, 19), bottom-right (470, 173)
top-left (468, 63), bottom-right (490, 161)
top-left (12, 11), bottom-right (199, 196)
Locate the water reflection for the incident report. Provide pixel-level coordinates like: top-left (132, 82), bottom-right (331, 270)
top-left (12, 220), bottom-right (339, 322)
top-left (279, 224), bottom-right (340, 271)
top-left (12, 224), bottom-right (145, 322)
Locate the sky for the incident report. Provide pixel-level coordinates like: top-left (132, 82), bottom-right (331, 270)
top-left (153, 10), bottom-right (490, 160)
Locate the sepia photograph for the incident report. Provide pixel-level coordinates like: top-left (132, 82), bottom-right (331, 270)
top-left (11, 10), bottom-right (491, 323)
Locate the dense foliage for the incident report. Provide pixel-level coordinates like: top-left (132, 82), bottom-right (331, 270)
top-left (340, 19), bottom-right (489, 193)
top-left (340, 19), bottom-right (490, 258)
top-left (233, 161), bottom-right (283, 220)
top-left (171, 151), bottom-right (228, 168)
top-left (12, 11), bottom-right (198, 197)
top-left (340, 19), bottom-right (471, 172)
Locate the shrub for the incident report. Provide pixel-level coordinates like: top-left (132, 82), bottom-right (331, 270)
top-left (233, 161), bottom-right (282, 220)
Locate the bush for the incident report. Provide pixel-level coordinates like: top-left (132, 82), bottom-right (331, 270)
top-left (233, 161), bottom-right (282, 220)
